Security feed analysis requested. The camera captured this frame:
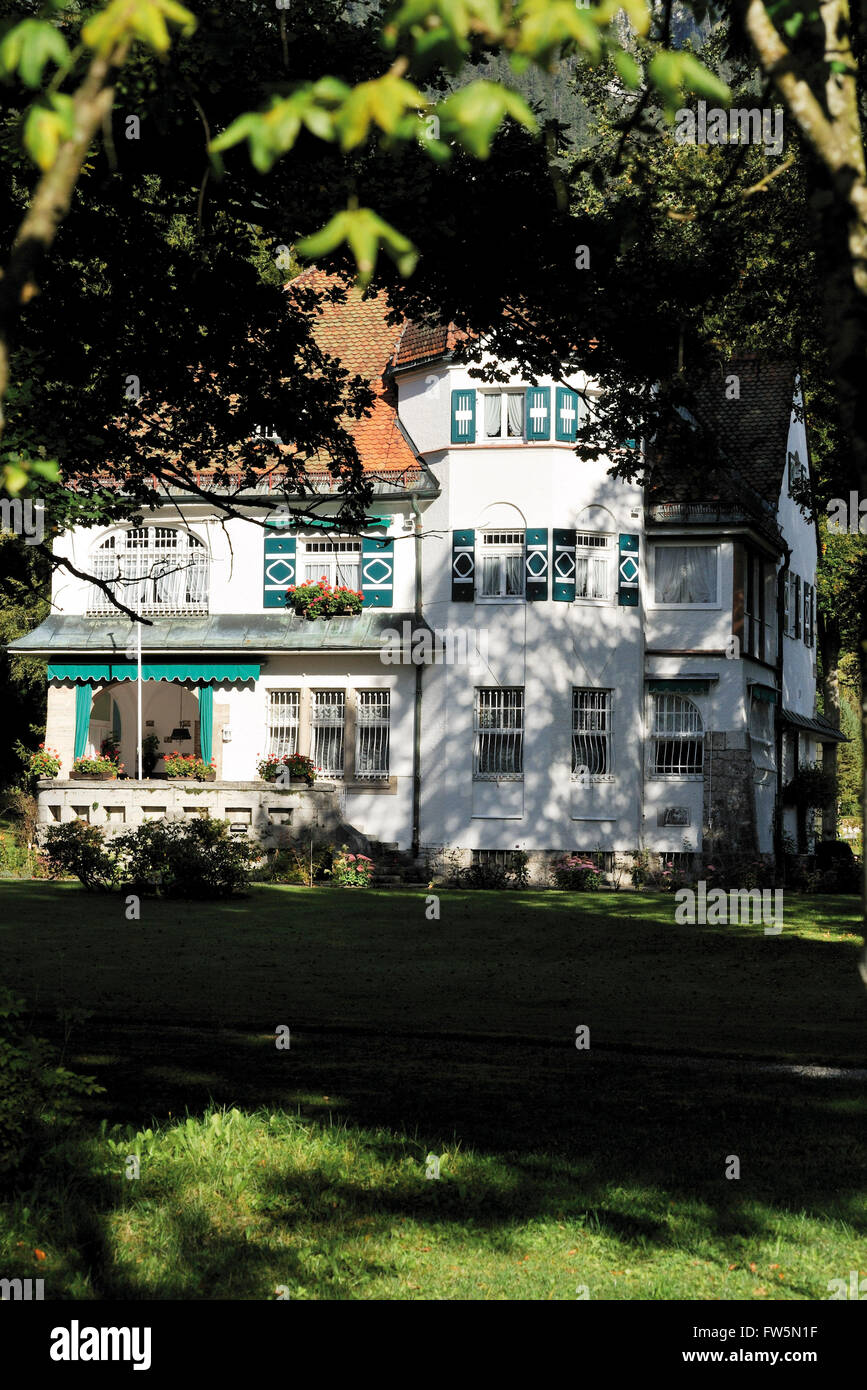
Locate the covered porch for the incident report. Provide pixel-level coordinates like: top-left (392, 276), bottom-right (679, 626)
top-left (46, 659), bottom-right (260, 780)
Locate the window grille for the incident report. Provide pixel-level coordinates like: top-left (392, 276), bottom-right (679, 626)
top-left (573, 850), bottom-right (615, 872)
top-left (88, 527), bottom-right (208, 614)
top-left (474, 688), bottom-right (524, 779)
top-left (478, 531), bottom-right (525, 598)
top-left (355, 691), bottom-right (390, 779)
top-left (471, 849), bottom-right (525, 867)
top-left (572, 689), bottom-right (612, 775)
top-left (312, 691), bottom-right (345, 777)
top-left (301, 539), bottom-right (361, 590)
top-left (651, 694), bottom-right (703, 776)
top-left (267, 691), bottom-right (300, 758)
top-left (575, 534), bottom-right (611, 599)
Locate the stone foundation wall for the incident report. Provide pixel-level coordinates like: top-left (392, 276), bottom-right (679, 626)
top-left (702, 731), bottom-right (759, 855)
top-left (36, 779), bottom-right (370, 851)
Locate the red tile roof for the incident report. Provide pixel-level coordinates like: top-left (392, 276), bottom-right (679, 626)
top-left (289, 268), bottom-right (421, 474)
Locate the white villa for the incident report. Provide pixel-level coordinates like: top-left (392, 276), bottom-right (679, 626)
top-left (11, 271), bottom-right (843, 878)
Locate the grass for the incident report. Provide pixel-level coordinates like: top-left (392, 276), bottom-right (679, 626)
top-left (0, 882), bottom-right (863, 1062)
top-left (0, 882), bottom-right (865, 1300)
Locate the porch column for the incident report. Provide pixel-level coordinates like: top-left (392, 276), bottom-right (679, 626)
top-left (45, 683), bottom-right (77, 774)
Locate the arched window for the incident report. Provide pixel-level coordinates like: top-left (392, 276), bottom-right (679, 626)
top-left (87, 527), bottom-right (209, 615)
top-left (651, 694), bottom-right (703, 776)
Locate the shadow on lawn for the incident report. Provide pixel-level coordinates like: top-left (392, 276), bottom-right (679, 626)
top-left (14, 1015), bottom-right (863, 1299)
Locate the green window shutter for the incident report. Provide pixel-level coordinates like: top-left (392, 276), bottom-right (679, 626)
top-left (555, 388), bottom-right (579, 442)
top-left (618, 533), bottom-right (639, 606)
top-left (264, 531), bottom-right (295, 609)
top-left (553, 528), bottom-right (576, 601)
top-left (525, 528), bottom-right (549, 601)
top-left (452, 529), bottom-right (475, 601)
top-left (361, 535), bottom-right (394, 607)
top-left (451, 389), bottom-right (476, 443)
top-left (526, 387), bottom-right (551, 440)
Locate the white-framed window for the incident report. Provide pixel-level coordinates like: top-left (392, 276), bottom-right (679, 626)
top-left (749, 694), bottom-right (776, 772)
top-left (572, 688), bottom-right (613, 777)
top-left (311, 691), bottom-right (345, 777)
top-left (267, 690), bottom-right (300, 758)
top-left (474, 688), bottom-right (524, 779)
top-left (745, 551), bottom-right (769, 660)
top-left (483, 391), bottom-right (525, 439)
top-left (87, 527), bottom-right (209, 615)
top-left (300, 539), bottom-right (362, 590)
top-left (478, 530), bottom-right (525, 599)
top-left (355, 690), bottom-right (390, 779)
top-left (650, 693), bottom-right (704, 776)
top-left (652, 544), bottom-right (719, 606)
top-left (575, 532), bottom-right (613, 600)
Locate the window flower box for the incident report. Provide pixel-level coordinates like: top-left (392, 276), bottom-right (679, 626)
top-left (257, 753), bottom-right (317, 786)
top-left (286, 578), bottom-right (364, 620)
top-left (163, 753), bottom-right (216, 781)
top-left (71, 756), bottom-right (120, 780)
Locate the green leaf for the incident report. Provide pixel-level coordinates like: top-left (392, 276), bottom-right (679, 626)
top-left (678, 53), bottom-right (731, 104)
top-left (23, 94), bottom-right (76, 171)
top-left (297, 207), bottom-right (417, 288)
top-left (0, 19), bottom-right (69, 88)
top-left (613, 50), bottom-right (642, 91)
top-left (437, 81), bottom-right (537, 159)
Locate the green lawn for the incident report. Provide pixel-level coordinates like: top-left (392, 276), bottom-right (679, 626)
top-left (1, 883), bottom-right (865, 1300)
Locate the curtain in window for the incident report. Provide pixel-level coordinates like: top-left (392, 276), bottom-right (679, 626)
top-left (481, 555), bottom-right (501, 594)
top-left (506, 394), bottom-right (524, 437)
top-left (505, 554), bottom-right (523, 594)
top-left (484, 394), bottom-right (501, 437)
top-left (575, 554), bottom-right (607, 598)
top-left (655, 547), bottom-right (715, 603)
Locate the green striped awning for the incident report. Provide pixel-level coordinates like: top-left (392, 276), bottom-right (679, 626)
top-left (646, 678), bottom-right (716, 694)
top-left (47, 661), bottom-right (259, 683)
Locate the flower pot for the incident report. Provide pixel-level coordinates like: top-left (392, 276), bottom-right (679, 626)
top-left (70, 770), bottom-right (117, 781)
top-left (198, 770), bottom-right (216, 782)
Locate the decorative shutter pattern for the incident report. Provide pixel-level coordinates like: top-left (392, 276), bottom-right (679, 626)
top-left (450, 389), bottom-right (476, 443)
top-left (525, 528), bottom-right (549, 601)
top-left (361, 535), bottom-right (394, 607)
top-left (552, 528), bottom-right (577, 601)
top-left (525, 387), bottom-right (551, 441)
top-left (618, 534), bottom-right (639, 607)
top-left (263, 532), bottom-right (295, 609)
top-left (555, 388), bottom-right (580, 442)
top-left (452, 529), bottom-right (475, 601)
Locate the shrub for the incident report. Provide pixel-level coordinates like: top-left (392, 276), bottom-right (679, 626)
top-left (115, 817), bottom-right (258, 899)
top-left (552, 854), bottom-right (603, 890)
top-left (286, 577), bottom-right (364, 619)
top-left (254, 842), bottom-right (334, 885)
top-left (630, 849), bottom-right (650, 888)
top-left (0, 989), bottom-right (103, 1184)
top-left (163, 752), bottom-right (215, 780)
top-left (328, 846), bottom-right (374, 887)
top-left (43, 819), bottom-right (121, 890)
top-left (44, 818), bottom-right (257, 898)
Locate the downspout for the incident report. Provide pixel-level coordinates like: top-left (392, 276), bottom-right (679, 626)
top-left (775, 542), bottom-right (791, 869)
top-left (410, 493), bottom-right (423, 859)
